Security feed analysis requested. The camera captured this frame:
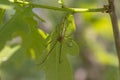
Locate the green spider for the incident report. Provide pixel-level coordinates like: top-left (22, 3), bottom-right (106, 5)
top-left (37, 13), bottom-right (75, 66)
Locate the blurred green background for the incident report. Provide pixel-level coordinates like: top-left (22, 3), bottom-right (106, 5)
top-left (0, 0), bottom-right (120, 80)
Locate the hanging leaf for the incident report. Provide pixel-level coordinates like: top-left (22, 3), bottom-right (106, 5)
top-left (44, 42), bottom-right (74, 80)
top-left (64, 14), bottom-right (76, 36)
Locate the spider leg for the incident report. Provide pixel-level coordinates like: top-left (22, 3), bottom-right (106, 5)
top-left (37, 41), bottom-right (57, 65)
top-left (59, 41), bottom-right (63, 64)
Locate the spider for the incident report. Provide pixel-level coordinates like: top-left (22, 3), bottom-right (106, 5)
top-left (37, 14), bottom-right (73, 66)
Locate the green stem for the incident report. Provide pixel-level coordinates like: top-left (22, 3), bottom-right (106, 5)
top-left (14, 1), bottom-right (105, 13)
top-left (31, 4), bottom-right (105, 13)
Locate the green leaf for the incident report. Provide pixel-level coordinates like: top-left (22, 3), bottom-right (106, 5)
top-left (0, 6), bottom-right (45, 51)
top-left (0, 12), bottom-right (20, 50)
top-left (0, 6), bottom-right (46, 80)
top-left (44, 42), bottom-right (74, 80)
top-left (64, 14), bottom-right (76, 37)
top-left (39, 39), bottom-right (79, 80)
top-left (0, 47), bottom-right (45, 80)
top-left (62, 39), bottom-right (79, 56)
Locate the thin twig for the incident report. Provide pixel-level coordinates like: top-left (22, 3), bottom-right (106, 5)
top-left (14, 1), bottom-right (105, 13)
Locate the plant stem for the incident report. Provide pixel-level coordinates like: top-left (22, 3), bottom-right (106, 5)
top-left (108, 0), bottom-right (120, 77)
top-left (14, 1), bottom-right (105, 13)
top-left (31, 4), bottom-right (105, 13)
